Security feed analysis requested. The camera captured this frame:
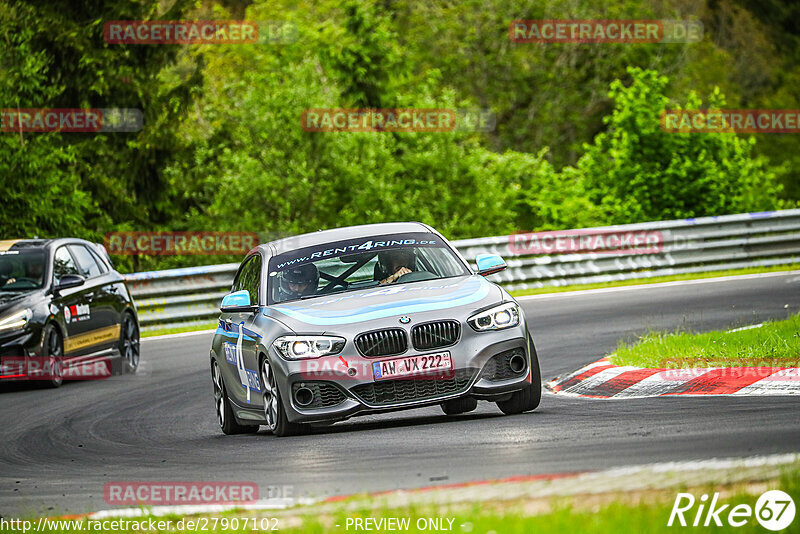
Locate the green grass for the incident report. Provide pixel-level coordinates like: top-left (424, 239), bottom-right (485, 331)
top-left (140, 321), bottom-right (218, 338)
top-left (509, 263), bottom-right (800, 297)
top-left (14, 465), bottom-right (799, 533)
top-left (610, 312), bottom-right (800, 368)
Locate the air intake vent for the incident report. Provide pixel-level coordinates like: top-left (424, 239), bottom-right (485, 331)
top-left (351, 369), bottom-right (476, 406)
top-left (411, 320), bottom-right (460, 350)
top-left (355, 328), bottom-right (408, 357)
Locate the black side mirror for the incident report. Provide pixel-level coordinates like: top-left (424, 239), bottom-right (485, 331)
top-left (56, 274), bottom-right (85, 291)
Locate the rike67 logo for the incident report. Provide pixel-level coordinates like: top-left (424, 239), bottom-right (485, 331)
top-left (669, 490), bottom-right (795, 530)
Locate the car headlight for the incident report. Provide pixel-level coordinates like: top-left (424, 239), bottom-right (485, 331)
top-left (468, 302), bottom-right (520, 331)
top-left (0, 309), bottom-right (32, 334)
top-left (273, 335), bottom-right (346, 360)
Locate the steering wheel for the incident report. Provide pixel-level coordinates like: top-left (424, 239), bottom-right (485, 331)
top-left (395, 271), bottom-right (437, 283)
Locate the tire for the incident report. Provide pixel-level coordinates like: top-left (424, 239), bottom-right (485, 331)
top-left (41, 323), bottom-right (64, 388)
top-left (260, 357), bottom-right (307, 437)
top-left (211, 360), bottom-right (258, 435)
top-left (441, 397), bottom-right (478, 415)
top-left (119, 311), bottom-right (140, 373)
top-left (496, 340), bottom-right (542, 415)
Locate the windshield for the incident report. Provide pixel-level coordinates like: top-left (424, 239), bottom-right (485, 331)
top-left (268, 232), bottom-right (469, 304)
top-left (0, 249), bottom-right (47, 291)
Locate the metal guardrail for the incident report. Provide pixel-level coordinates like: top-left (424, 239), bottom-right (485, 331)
top-left (124, 210), bottom-right (800, 329)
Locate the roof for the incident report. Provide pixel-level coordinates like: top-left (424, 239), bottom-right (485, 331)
top-left (264, 222), bottom-right (433, 255)
top-left (0, 239), bottom-right (53, 251)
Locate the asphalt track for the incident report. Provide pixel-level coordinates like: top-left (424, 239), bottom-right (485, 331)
top-left (1, 271), bottom-right (799, 517)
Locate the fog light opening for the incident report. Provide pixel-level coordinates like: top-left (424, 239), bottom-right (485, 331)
top-left (294, 386), bottom-right (314, 407)
top-left (509, 354), bottom-right (526, 374)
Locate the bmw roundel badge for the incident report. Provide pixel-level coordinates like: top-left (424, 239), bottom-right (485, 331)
top-left (399, 316), bottom-right (411, 324)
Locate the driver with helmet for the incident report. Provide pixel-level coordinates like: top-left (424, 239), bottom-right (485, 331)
top-left (377, 248), bottom-right (416, 285)
top-left (279, 263), bottom-right (319, 300)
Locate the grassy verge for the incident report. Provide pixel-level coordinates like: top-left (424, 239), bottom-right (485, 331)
top-left (26, 463), bottom-right (800, 533)
top-left (140, 321), bottom-right (218, 338)
top-left (509, 263), bottom-right (800, 297)
top-left (609, 312), bottom-right (800, 368)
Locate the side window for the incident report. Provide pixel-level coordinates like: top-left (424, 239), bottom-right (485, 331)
top-left (53, 247), bottom-right (79, 284)
top-left (69, 245), bottom-right (103, 278)
top-left (234, 255), bottom-right (262, 305)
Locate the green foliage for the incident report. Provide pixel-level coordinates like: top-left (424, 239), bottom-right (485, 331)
top-left (2, 0), bottom-right (796, 272)
top-left (171, 0), bottom-right (518, 241)
top-left (0, 3), bottom-right (94, 239)
top-left (577, 67), bottom-right (782, 223)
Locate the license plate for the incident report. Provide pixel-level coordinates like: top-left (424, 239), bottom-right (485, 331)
top-left (372, 352), bottom-right (453, 380)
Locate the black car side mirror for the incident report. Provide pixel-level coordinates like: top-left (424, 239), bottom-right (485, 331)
top-left (56, 274), bottom-right (85, 291)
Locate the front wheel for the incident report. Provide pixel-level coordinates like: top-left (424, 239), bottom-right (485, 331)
top-left (496, 341), bottom-right (542, 415)
top-left (119, 312), bottom-right (140, 373)
top-left (212, 360), bottom-right (258, 435)
top-left (41, 323), bottom-right (64, 388)
top-left (260, 357), bottom-right (307, 437)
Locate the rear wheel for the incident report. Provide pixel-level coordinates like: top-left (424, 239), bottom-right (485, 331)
top-left (211, 360), bottom-right (258, 435)
top-left (119, 312), bottom-right (140, 373)
top-left (441, 397), bottom-right (478, 415)
top-left (260, 357), bottom-right (307, 437)
top-left (41, 323), bottom-right (64, 388)
top-left (496, 341), bottom-right (542, 415)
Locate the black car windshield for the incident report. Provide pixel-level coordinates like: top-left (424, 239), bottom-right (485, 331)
top-left (0, 249), bottom-right (47, 291)
top-left (267, 232), bottom-right (470, 304)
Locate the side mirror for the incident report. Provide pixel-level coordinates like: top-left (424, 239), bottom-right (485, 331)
top-left (220, 290), bottom-right (256, 313)
top-left (475, 254), bottom-right (507, 276)
top-left (56, 274), bottom-right (85, 291)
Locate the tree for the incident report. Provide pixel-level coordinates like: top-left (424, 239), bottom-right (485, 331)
top-left (578, 67), bottom-right (782, 224)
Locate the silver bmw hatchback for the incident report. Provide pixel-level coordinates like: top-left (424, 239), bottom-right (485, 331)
top-left (210, 222), bottom-right (541, 436)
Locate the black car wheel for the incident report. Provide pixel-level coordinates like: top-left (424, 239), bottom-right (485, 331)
top-left (260, 357), bottom-right (307, 437)
top-left (211, 360), bottom-right (257, 435)
top-left (42, 323), bottom-right (64, 388)
top-left (119, 312), bottom-right (140, 373)
top-left (496, 341), bottom-right (542, 415)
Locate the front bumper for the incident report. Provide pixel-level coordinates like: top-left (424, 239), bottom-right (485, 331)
top-left (276, 330), bottom-right (532, 424)
top-left (0, 330), bottom-right (38, 380)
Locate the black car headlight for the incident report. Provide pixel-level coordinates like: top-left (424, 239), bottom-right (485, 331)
top-left (0, 309), bottom-right (32, 334)
top-left (273, 335), bottom-right (346, 360)
top-left (468, 302), bottom-right (520, 331)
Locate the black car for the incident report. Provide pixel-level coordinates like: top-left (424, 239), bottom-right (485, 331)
top-left (0, 238), bottom-right (140, 387)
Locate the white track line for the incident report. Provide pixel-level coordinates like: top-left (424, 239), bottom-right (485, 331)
top-left (516, 270), bottom-right (800, 300)
top-left (143, 329), bottom-right (216, 341)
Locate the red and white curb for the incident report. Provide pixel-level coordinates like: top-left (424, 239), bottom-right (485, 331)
top-left (547, 357), bottom-right (800, 398)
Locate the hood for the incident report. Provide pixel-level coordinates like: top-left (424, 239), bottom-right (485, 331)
top-left (268, 275), bottom-right (502, 329)
top-left (0, 291), bottom-right (33, 316)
